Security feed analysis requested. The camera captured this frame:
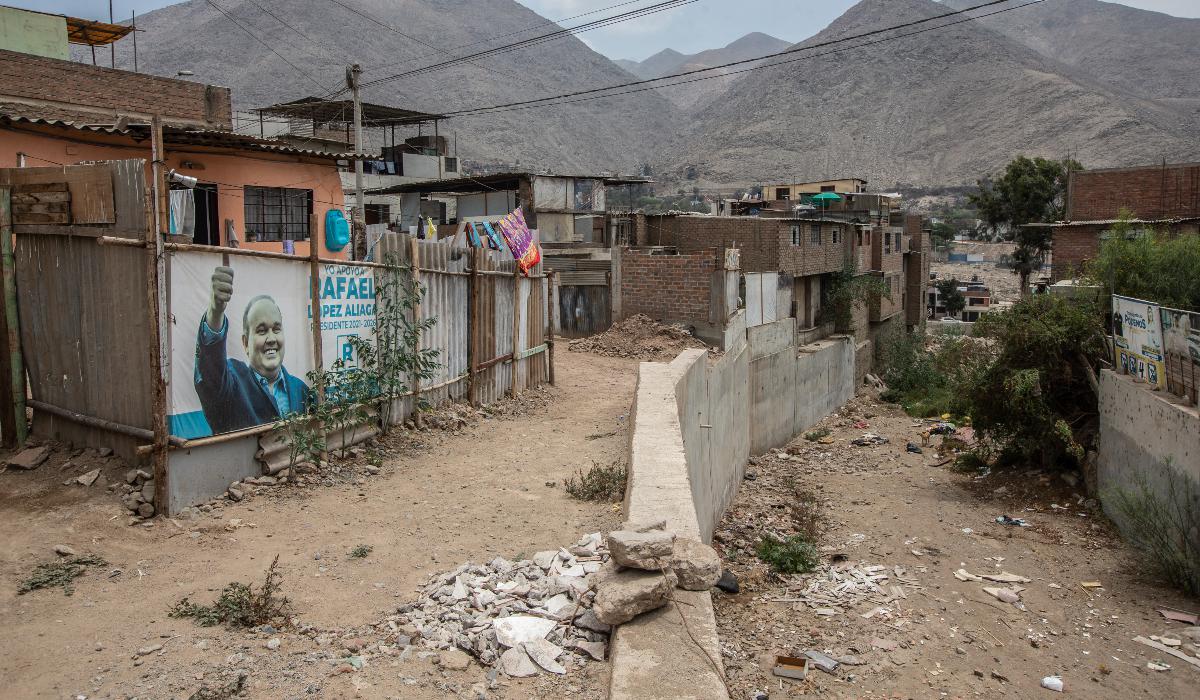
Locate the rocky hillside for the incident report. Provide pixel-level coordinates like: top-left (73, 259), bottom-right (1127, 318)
top-left (617, 33), bottom-right (792, 108)
top-left (943, 0), bottom-right (1200, 103)
top-left (89, 0), bottom-right (682, 174)
top-left (660, 0), bottom-right (1200, 188)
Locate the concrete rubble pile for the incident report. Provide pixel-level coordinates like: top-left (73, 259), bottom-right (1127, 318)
top-left (592, 520), bottom-right (723, 625)
top-left (393, 532), bottom-right (614, 678)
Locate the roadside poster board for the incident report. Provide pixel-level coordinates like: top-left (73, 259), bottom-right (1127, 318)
top-left (1112, 294), bottom-right (1165, 389)
top-left (167, 252), bottom-right (376, 439)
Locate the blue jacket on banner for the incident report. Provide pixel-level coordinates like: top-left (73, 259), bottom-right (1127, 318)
top-left (194, 316), bottom-right (312, 434)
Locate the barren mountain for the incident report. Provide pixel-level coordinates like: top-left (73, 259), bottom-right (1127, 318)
top-left (943, 0), bottom-right (1200, 103)
top-left (86, 0), bottom-right (682, 174)
top-left (618, 32), bottom-right (792, 108)
top-left (661, 0), bottom-right (1200, 189)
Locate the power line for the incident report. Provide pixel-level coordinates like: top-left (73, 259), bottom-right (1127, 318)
top-left (324, 0), bottom-right (520, 83)
top-left (241, 0), bottom-right (348, 65)
top-left (353, 0), bottom-right (697, 92)
top-left (202, 0), bottom-right (330, 93)
top-left (361, 0), bottom-right (657, 71)
top-left (439, 0), bottom-right (1040, 118)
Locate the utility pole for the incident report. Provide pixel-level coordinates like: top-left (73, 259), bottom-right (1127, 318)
top-left (347, 63), bottom-right (366, 260)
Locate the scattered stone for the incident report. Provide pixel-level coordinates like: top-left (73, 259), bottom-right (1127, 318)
top-left (53, 544), bottom-right (77, 557)
top-left (97, 447), bottom-right (114, 458)
top-left (141, 480), bottom-right (156, 504)
top-left (494, 616), bottom-right (556, 648)
top-left (670, 538), bottom-right (722, 591)
top-left (607, 529), bottom-right (676, 569)
top-left (439, 648), bottom-right (471, 671)
top-left (714, 569), bottom-right (740, 594)
top-left (137, 502), bottom-right (155, 518)
top-left (125, 469), bottom-right (140, 485)
top-left (573, 609), bottom-right (611, 634)
top-left (572, 639), bottom-right (606, 661)
top-left (226, 487), bottom-right (244, 502)
top-left (593, 568), bottom-right (677, 625)
top-left (75, 469), bottom-right (101, 487)
top-left (7, 445), bottom-right (49, 470)
top-left (499, 646), bottom-right (539, 678)
top-left (523, 638), bottom-right (566, 674)
top-left (137, 644), bottom-right (163, 656)
top-left (265, 638), bottom-right (281, 651)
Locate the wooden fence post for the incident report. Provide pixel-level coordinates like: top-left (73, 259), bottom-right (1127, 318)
top-left (0, 187), bottom-right (26, 447)
top-left (148, 116), bottom-right (171, 515)
top-left (468, 248), bottom-right (481, 406)
top-left (546, 270), bottom-right (556, 386)
top-left (409, 237), bottom-right (423, 427)
top-left (510, 264), bottom-right (520, 398)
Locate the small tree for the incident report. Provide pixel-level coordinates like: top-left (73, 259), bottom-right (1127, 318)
top-left (935, 278), bottom-right (966, 318)
top-left (1084, 212), bottom-right (1200, 310)
top-left (970, 156), bottom-right (1081, 295)
top-left (822, 258), bottom-right (890, 333)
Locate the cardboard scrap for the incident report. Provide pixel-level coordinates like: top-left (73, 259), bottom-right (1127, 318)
top-left (1158, 608), bottom-right (1200, 625)
top-left (1133, 636), bottom-right (1200, 670)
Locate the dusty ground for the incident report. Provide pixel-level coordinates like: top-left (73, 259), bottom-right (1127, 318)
top-left (930, 261), bottom-right (1023, 303)
top-left (713, 393), bottom-right (1199, 699)
top-left (0, 351), bottom-right (636, 699)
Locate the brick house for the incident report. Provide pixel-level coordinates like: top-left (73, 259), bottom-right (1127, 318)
top-left (0, 46), bottom-right (364, 257)
top-left (1043, 162), bottom-right (1200, 282)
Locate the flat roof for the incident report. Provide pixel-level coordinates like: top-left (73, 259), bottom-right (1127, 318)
top-left (367, 171), bottom-right (652, 195)
top-left (1026, 216), bottom-right (1200, 228)
top-left (256, 97), bottom-right (445, 127)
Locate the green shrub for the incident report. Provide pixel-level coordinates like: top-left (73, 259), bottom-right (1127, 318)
top-left (18, 555), bottom-right (107, 596)
top-left (170, 555), bottom-right (290, 629)
top-left (1107, 468), bottom-right (1200, 596)
top-left (349, 544), bottom-right (373, 559)
top-left (563, 459), bottom-right (628, 502)
top-left (803, 428), bottom-right (831, 442)
top-left (756, 534), bottom-right (819, 574)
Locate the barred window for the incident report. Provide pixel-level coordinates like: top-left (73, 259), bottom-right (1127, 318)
top-left (810, 224), bottom-right (821, 244)
top-left (791, 225), bottom-right (801, 246)
top-left (243, 186), bottom-right (312, 242)
top-left (833, 226), bottom-right (841, 244)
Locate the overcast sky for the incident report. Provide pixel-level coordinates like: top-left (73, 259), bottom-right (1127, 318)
top-left (10, 0), bottom-right (1200, 61)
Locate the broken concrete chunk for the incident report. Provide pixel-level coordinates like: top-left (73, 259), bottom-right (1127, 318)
top-left (670, 538), bottom-right (722, 591)
top-left (619, 519), bottom-right (666, 533)
top-left (493, 615), bottom-right (556, 648)
top-left (573, 609), bottom-right (611, 633)
top-left (7, 446), bottom-right (49, 470)
top-left (542, 593), bottom-right (575, 620)
top-left (75, 469), bottom-right (101, 487)
top-left (499, 646), bottom-right (540, 677)
top-left (522, 638), bottom-right (566, 674)
top-left (532, 550), bottom-right (558, 570)
top-left (607, 529), bottom-right (675, 570)
top-left (593, 568), bottom-right (677, 625)
top-left (53, 544), bottom-right (77, 557)
top-left (438, 648), bottom-right (471, 671)
top-left (572, 639), bottom-right (606, 661)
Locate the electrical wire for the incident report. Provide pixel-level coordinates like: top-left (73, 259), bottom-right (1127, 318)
top-left (324, 0), bottom-right (521, 81)
top-left (202, 0), bottom-right (331, 94)
top-left (352, 0), bottom-right (697, 92)
top-left (438, 0), bottom-right (1040, 117)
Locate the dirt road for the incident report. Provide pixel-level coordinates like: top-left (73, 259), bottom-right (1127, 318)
top-left (0, 351), bottom-right (636, 699)
top-left (713, 394), bottom-right (1198, 698)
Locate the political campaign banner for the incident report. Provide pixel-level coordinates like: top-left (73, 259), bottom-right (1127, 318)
top-left (1112, 294), bottom-right (1166, 390)
top-left (168, 252), bottom-right (377, 439)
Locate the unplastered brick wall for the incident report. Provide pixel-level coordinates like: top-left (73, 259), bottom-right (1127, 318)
top-left (0, 48), bottom-right (232, 128)
top-left (620, 248), bottom-right (718, 325)
top-left (1068, 163), bottom-right (1200, 221)
top-left (1051, 225), bottom-right (1103, 282)
top-left (778, 221), bottom-right (850, 276)
top-left (644, 215), bottom-right (780, 272)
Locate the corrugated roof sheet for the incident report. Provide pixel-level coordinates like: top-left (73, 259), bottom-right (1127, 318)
top-left (1026, 217), bottom-right (1200, 228)
top-left (0, 109), bottom-right (369, 161)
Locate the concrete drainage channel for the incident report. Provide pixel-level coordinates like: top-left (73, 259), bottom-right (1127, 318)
top-left (607, 317), bottom-right (855, 699)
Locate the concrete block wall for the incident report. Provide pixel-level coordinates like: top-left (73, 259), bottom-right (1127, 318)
top-left (613, 319), bottom-right (856, 700)
top-left (0, 48), bottom-right (232, 128)
top-left (1098, 370), bottom-right (1200, 555)
top-left (618, 247), bottom-right (718, 324)
top-left (778, 221), bottom-right (849, 276)
top-left (1050, 225), bottom-right (1102, 282)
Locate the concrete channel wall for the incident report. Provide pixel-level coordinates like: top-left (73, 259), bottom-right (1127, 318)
top-left (610, 318), bottom-right (855, 699)
top-left (1098, 370), bottom-right (1200, 552)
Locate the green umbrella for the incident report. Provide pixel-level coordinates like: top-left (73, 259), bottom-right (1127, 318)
top-left (811, 192), bottom-right (843, 207)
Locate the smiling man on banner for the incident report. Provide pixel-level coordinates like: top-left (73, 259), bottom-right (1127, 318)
top-left (194, 265), bottom-right (313, 434)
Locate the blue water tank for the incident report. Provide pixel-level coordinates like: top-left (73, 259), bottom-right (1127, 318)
top-left (324, 209), bottom-right (350, 252)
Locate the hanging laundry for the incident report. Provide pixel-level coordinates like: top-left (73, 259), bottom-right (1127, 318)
top-left (480, 220), bottom-right (502, 250)
top-left (497, 207), bottom-right (540, 276)
top-left (425, 217), bottom-right (438, 240)
top-left (465, 221), bottom-right (482, 248)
